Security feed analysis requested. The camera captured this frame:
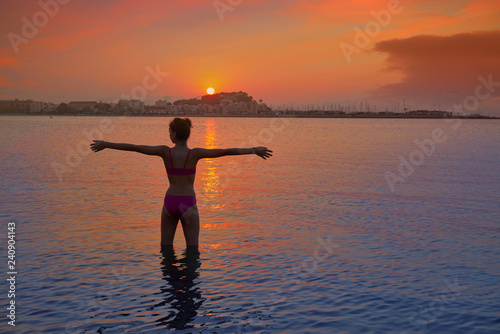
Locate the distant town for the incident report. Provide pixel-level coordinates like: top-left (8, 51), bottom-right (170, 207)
top-left (0, 91), bottom-right (497, 119)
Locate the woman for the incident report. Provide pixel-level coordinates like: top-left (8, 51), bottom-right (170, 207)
top-left (90, 118), bottom-right (272, 249)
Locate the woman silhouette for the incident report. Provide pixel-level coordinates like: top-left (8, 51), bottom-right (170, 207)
top-left (90, 118), bottom-right (272, 249)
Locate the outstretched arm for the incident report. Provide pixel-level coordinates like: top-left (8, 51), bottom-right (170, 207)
top-left (90, 140), bottom-right (167, 156)
top-left (195, 146), bottom-right (272, 160)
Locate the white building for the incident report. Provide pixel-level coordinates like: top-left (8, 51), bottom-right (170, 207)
top-left (155, 100), bottom-right (170, 107)
top-left (118, 99), bottom-right (144, 113)
top-left (28, 100), bottom-right (44, 113)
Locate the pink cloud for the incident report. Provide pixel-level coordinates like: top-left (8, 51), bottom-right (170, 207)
top-left (1, 0), bottom-right (500, 111)
top-left (0, 57), bottom-right (21, 66)
top-left (0, 74), bottom-right (14, 86)
top-left (25, 80), bottom-right (39, 87)
top-left (371, 30), bottom-right (500, 114)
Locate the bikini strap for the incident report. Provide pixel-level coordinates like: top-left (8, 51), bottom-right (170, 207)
top-left (183, 149), bottom-right (191, 168)
top-left (169, 147), bottom-right (174, 167)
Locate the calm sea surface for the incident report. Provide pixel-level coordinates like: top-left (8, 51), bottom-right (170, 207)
top-left (0, 116), bottom-right (499, 333)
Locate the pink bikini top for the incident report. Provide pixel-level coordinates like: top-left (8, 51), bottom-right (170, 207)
top-left (166, 148), bottom-right (196, 176)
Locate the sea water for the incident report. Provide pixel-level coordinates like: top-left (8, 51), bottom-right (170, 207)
top-left (0, 116), bottom-right (498, 333)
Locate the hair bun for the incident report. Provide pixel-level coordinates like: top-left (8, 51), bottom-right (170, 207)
top-left (185, 118), bottom-right (192, 128)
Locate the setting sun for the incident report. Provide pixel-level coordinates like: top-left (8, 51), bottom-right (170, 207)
top-left (206, 87), bottom-right (215, 95)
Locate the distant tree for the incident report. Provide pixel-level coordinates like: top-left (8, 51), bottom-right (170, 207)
top-left (95, 102), bottom-right (112, 113)
top-left (173, 98), bottom-right (202, 106)
top-left (201, 93), bottom-right (222, 105)
top-left (173, 91), bottom-right (258, 106)
top-left (56, 103), bottom-right (71, 114)
top-left (235, 92), bottom-right (252, 103)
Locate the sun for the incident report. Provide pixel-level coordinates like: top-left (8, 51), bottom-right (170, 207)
top-left (206, 87), bottom-right (215, 95)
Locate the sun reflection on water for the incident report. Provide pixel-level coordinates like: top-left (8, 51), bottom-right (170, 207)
top-left (200, 119), bottom-right (223, 210)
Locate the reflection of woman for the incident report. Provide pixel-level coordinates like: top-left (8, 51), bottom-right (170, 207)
top-left (91, 118), bottom-right (272, 249)
top-left (156, 245), bottom-right (203, 330)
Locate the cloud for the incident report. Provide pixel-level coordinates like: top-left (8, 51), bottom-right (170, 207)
top-left (0, 57), bottom-right (21, 66)
top-left (25, 80), bottom-right (39, 87)
top-left (371, 30), bottom-right (500, 113)
top-left (0, 74), bottom-right (14, 86)
top-left (1, 0), bottom-right (499, 111)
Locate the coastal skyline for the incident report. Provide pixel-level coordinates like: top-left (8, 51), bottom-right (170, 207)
top-left (1, 0), bottom-right (500, 115)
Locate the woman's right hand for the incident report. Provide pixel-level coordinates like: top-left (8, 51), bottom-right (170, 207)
top-left (255, 147), bottom-right (273, 160)
top-left (90, 140), bottom-right (106, 152)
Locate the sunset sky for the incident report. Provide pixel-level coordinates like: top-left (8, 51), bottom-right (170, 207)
top-left (1, 0), bottom-right (499, 115)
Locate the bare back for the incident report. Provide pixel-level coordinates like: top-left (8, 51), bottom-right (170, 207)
top-left (163, 146), bottom-right (198, 196)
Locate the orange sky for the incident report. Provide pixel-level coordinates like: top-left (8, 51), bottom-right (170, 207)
top-left (1, 0), bottom-right (499, 115)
